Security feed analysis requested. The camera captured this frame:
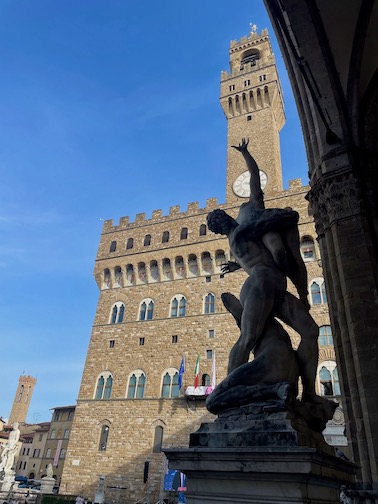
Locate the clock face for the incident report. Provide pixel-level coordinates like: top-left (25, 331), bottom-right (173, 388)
top-left (232, 170), bottom-right (268, 198)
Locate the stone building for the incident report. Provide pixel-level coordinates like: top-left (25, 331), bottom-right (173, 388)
top-left (16, 422), bottom-right (50, 479)
top-left (60, 30), bottom-right (341, 503)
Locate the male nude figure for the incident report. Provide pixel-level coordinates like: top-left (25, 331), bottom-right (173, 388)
top-left (207, 139), bottom-right (319, 403)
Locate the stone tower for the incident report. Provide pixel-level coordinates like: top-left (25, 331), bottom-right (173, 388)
top-left (220, 28), bottom-right (285, 203)
top-left (9, 375), bottom-right (37, 425)
top-left (60, 29), bottom-right (341, 503)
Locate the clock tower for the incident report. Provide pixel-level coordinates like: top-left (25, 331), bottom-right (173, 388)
top-left (220, 28), bottom-right (285, 204)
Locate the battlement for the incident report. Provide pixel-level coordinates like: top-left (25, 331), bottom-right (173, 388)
top-left (18, 375), bottom-right (37, 385)
top-left (102, 197), bottom-right (222, 233)
top-left (230, 28), bottom-right (269, 50)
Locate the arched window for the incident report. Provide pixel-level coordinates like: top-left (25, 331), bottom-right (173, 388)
top-left (103, 269), bottom-right (111, 289)
top-left (199, 224), bottom-right (207, 236)
top-left (319, 325), bottom-right (333, 346)
top-left (318, 361), bottom-right (340, 397)
top-left (152, 426), bottom-right (164, 453)
top-left (235, 95), bottom-right (241, 114)
top-left (99, 425), bottom-right (109, 451)
top-left (57, 429), bottom-right (62, 438)
top-left (161, 369), bottom-right (180, 398)
top-left (171, 295), bottom-right (186, 318)
top-left (95, 372), bottom-right (113, 400)
top-left (204, 293), bottom-right (215, 314)
top-left (59, 448), bottom-right (66, 459)
top-left (180, 227), bottom-right (188, 240)
top-left (126, 264), bottom-right (134, 286)
top-left (110, 302), bottom-right (125, 324)
top-left (175, 256), bottom-right (185, 277)
top-left (127, 370), bottom-right (146, 399)
top-left (46, 448), bottom-right (52, 458)
top-left (162, 258), bottom-right (172, 279)
top-left (144, 234), bottom-right (151, 246)
top-left (228, 97), bottom-right (234, 116)
top-left (240, 48), bottom-right (260, 67)
top-left (202, 374), bottom-right (210, 386)
top-left (162, 231), bottom-right (169, 243)
top-left (188, 254), bottom-right (199, 276)
top-left (201, 252), bottom-right (212, 274)
top-left (150, 260), bottom-right (159, 282)
top-left (310, 278), bottom-right (327, 304)
top-left (63, 429), bottom-right (70, 439)
top-left (301, 236), bottom-right (316, 261)
top-left (215, 250), bottom-right (226, 271)
top-left (138, 262), bottom-right (147, 283)
top-left (139, 299), bottom-right (154, 321)
top-left (126, 238), bottom-right (134, 250)
top-left (50, 429), bottom-right (56, 440)
top-left (114, 266), bottom-right (122, 287)
top-left (109, 241), bottom-right (117, 253)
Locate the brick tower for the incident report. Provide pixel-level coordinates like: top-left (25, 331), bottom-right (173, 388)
top-left (220, 28), bottom-right (285, 203)
top-left (9, 375), bottom-right (37, 425)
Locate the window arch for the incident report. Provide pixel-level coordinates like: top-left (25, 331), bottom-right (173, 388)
top-left (63, 429), bottom-right (70, 439)
top-left (188, 254), bottom-right (199, 276)
top-left (139, 299), bottom-right (154, 321)
top-left (152, 425), bottom-right (164, 453)
top-left (126, 238), bottom-right (134, 250)
top-left (126, 264), bottom-right (134, 286)
top-left (162, 258), bottom-right (172, 279)
top-left (110, 302), bottom-right (125, 324)
top-left (201, 252), bottom-right (212, 274)
top-left (138, 262), bottom-right (147, 283)
top-left (99, 424), bottom-right (110, 451)
top-left (127, 370), bottom-right (146, 399)
top-left (103, 269), bottom-right (111, 289)
top-left (144, 234), bottom-right (151, 246)
top-left (301, 236), bottom-right (316, 261)
top-left (162, 231), bottom-right (170, 243)
top-left (59, 448), bottom-right (66, 459)
top-left (180, 227), bottom-right (188, 240)
top-left (199, 224), bottom-right (207, 236)
top-left (114, 266), bottom-right (122, 288)
top-left (161, 369), bottom-right (180, 398)
top-left (170, 295), bottom-right (186, 318)
top-left (204, 293), bottom-right (215, 314)
top-left (202, 374), bottom-right (210, 386)
top-left (318, 361), bottom-right (340, 397)
top-left (319, 325), bottom-right (333, 346)
top-left (95, 372), bottom-right (113, 400)
top-left (150, 260), bottom-right (159, 282)
top-left (50, 429), bottom-right (56, 440)
top-left (240, 48), bottom-right (260, 67)
top-left (46, 448), bottom-right (52, 458)
top-left (310, 278), bottom-right (327, 304)
top-left (175, 256), bottom-right (185, 277)
top-left (215, 250), bottom-right (226, 271)
top-left (109, 241), bottom-right (117, 253)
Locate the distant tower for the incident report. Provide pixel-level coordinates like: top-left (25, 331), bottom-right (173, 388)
top-left (8, 375), bottom-right (37, 425)
top-left (220, 28), bottom-right (285, 204)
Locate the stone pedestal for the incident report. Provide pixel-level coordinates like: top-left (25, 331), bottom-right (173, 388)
top-left (40, 476), bottom-right (55, 494)
top-left (165, 402), bottom-right (357, 504)
top-left (0, 469), bottom-right (16, 493)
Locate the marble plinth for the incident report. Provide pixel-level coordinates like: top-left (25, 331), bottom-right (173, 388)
top-left (165, 401), bottom-right (357, 504)
top-left (0, 470), bottom-right (16, 493)
top-left (41, 476), bottom-right (55, 494)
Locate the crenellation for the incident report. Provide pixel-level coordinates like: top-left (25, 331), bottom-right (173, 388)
top-left (103, 219), bottom-right (114, 231)
top-left (119, 216), bottom-right (130, 227)
top-left (135, 212), bottom-right (146, 223)
top-left (187, 201), bottom-right (199, 212)
top-left (289, 178), bottom-right (304, 190)
top-left (169, 205), bottom-right (181, 215)
top-left (152, 209), bottom-right (163, 219)
top-left (205, 197), bottom-right (218, 209)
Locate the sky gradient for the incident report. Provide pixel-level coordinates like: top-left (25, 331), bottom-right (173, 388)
top-left (0, 0), bottom-right (307, 423)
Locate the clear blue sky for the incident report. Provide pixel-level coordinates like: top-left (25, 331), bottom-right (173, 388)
top-left (0, 1), bottom-right (307, 423)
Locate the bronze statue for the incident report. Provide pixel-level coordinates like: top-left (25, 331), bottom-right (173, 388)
top-left (206, 139), bottom-right (322, 414)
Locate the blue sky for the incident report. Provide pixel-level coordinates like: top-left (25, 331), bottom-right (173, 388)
top-left (0, 1), bottom-right (307, 423)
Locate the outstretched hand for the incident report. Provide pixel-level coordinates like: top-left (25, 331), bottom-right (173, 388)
top-left (231, 137), bottom-right (249, 152)
top-left (221, 261), bottom-right (242, 274)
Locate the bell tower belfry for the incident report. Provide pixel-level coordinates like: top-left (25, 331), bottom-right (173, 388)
top-left (220, 28), bottom-right (285, 204)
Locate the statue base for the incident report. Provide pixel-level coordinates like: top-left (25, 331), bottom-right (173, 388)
top-left (0, 469), bottom-right (16, 493)
top-left (41, 477), bottom-right (56, 494)
top-left (165, 401), bottom-right (357, 504)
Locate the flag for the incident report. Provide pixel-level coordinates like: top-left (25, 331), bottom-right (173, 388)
top-left (211, 350), bottom-right (216, 388)
top-left (178, 355), bottom-right (185, 389)
top-left (193, 354), bottom-right (200, 388)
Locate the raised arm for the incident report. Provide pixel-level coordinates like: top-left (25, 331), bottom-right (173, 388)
top-left (232, 138), bottom-right (264, 209)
